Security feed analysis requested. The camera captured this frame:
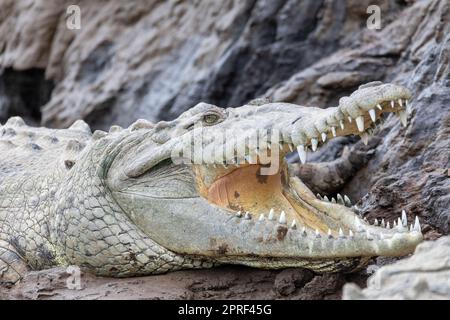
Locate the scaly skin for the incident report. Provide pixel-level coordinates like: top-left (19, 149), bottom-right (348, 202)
top-left (0, 82), bottom-right (422, 285)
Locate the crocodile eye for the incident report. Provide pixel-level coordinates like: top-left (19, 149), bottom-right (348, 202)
top-left (203, 113), bottom-right (220, 125)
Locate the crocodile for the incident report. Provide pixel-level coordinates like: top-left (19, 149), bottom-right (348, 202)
top-left (0, 82), bottom-right (423, 285)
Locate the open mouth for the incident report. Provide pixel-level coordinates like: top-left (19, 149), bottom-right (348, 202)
top-left (191, 94), bottom-right (422, 258)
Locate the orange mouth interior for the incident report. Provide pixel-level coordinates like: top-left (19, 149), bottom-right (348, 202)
top-left (194, 164), bottom-right (331, 233)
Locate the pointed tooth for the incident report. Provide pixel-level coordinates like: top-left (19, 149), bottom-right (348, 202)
top-left (279, 143), bottom-right (283, 150)
top-left (311, 138), bottom-right (318, 152)
top-left (399, 110), bottom-right (407, 127)
top-left (288, 144), bottom-right (294, 152)
top-left (381, 219), bottom-right (385, 228)
top-left (386, 221), bottom-right (391, 229)
top-left (324, 196), bottom-right (330, 202)
top-left (331, 197), bottom-right (336, 203)
top-left (244, 211), bottom-right (251, 220)
top-left (331, 127), bottom-right (337, 137)
top-left (344, 195), bottom-right (352, 207)
top-left (301, 227), bottom-right (307, 236)
top-left (328, 228), bottom-right (333, 238)
top-left (374, 219), bottom-right (379, 226)
top-left (268, 208), bottom-right (275, 221)
top-left (258, 214), bottom-right (265, 222)
top-left (315, 229), bottom-right (321, 238)
top-left (349, 230), bottom-right (354, 238)
top-left (316, 193), bottom-right (323, 200)
top-left (348, 116), bottom-right (353, 123)
top-left (356, 116), bottom-right (365, 132)
top-left (321, 132), bottom-right (327, 142)
top-left (339, 120), bottom-right (345, 130)
top-left (279, 211), bottom-right (286, 224)
top-left (360, 133), bottom-right (369, 146)
top-left (337, 193), bottom-right (344, 205)
top-left (413, 216), bottom-right (421, 233)
top-left (291, 219), bottom-right (297, 229)
top-left (376, 103), bottom-right (382, 110)
top-left (398, 99), bottom-right (403, 107)
top-left (297, 145), bottom-right (307, 164)
top-left (391, 100), bottom-right (395, 108)
top-left (339, 228), bottom-right (344, 238)
top-left (368, 109), bottom-right (376, 122)
top-left (401, 210), bottom-right (407, 226)
top-left (409, 224), bottom-right (413, 232)
top-left (397, 217), bottom-right (404, 231)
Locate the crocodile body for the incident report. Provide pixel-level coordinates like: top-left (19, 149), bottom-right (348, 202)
top-left (0, 82), bottom-right (422, 285)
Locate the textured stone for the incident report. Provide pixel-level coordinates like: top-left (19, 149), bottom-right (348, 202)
top-left (343, 236), bottom-right (450, 300)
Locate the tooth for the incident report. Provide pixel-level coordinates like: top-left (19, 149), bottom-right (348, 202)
top-left (324, 196), bottom-right (330, 202)
top-left (344, 195), bottom-right (352, 207)
top-left (348, 116), bottom-right (353, 123)
top-left (376, 104), bottom-right (382, 110)
top-left (331, 197), bottom-right (336, 203)
top-left (356, 116), bottom-right (364, 132)
top-left (398, 99), bottom-right (403, 107)
top-left (381, 219), bottom-right (385, 228)
top-left (409, 224), bottom-right (413, 232)
top-left (321, 132), bottom-right (327, 142)
top-left (328, 229), bottom-right (333, 238)
top-left (291, 219), bottom-right (297, 229)
top-left (391, 100), bottom-right (395, 108)
top-left (337, 194), bottom-right (344, 205)
top-left (268, 209), bottom-right (275, 220)
top-left (399, 110), bottom-right (407, 127)
top-left (339, 228), bottom-right (345, 238)
top-left (331, 127), bottom-right (337, 137)
top-left (393, 220), bottom-right (397, 228)
top-left (236, 211), bottom-right (242, 218)
top-left (311, 138), bottom-right (318, 152)
top-left (413, 216), bottom-right (421, 233)
top-left (349, 230), bottom-right (354, 238)
top-left (279, 143), bottom-right (283, 150)
top-left (397, 217), bottom-right (404, 231)
top-left (244, 211), bottom-right (251, 219)
top-left (288, 144), bottom-right (294, 152)
top-left (301, 227), bottom-right (307, 236)
top-left (368, 109), bottom-right (376, 122)
top-left (258, 214), bottom-right (265, 221)
top-left (374, 219), bottom-right (379, 226)
top-left (360, 133), bottom-right (369, 146)
top-left (316, 193), bottom-right (323, 200)
top-left (315, 229), bottom-right (321, 238)
top-left (386, 221), bottom-right (391, 229)
top-left (339, 120), bottom-right (345, 130)
top-left (279, 211), bottom-right (286, 224)
top-left (297, 145), bottom-right (307, 164)
top-left (401, 210), bottom-right (407, 226)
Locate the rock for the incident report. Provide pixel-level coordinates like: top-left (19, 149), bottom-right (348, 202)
top-left (0, 266), bottom-right (346, 300)
top-left (343, 236), bottom-right (450, 300)
top-left (0, 0), bottom-right (400, 130)
top-left (273, 268), bottom-right (314, 296)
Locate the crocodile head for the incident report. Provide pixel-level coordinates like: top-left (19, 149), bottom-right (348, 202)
top-left (107, 82), bottom-right (422, 272)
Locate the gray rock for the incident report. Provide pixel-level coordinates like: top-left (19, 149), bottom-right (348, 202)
top-left (343, 236), bottom-right (450, 300)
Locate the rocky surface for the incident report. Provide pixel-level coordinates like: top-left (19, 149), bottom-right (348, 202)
top-left (0, 0), bottom-right (448, 299)
top-left (343, 236), bottom-right (450, 300)
top-left (1, 265), bottom-right (366, 300)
